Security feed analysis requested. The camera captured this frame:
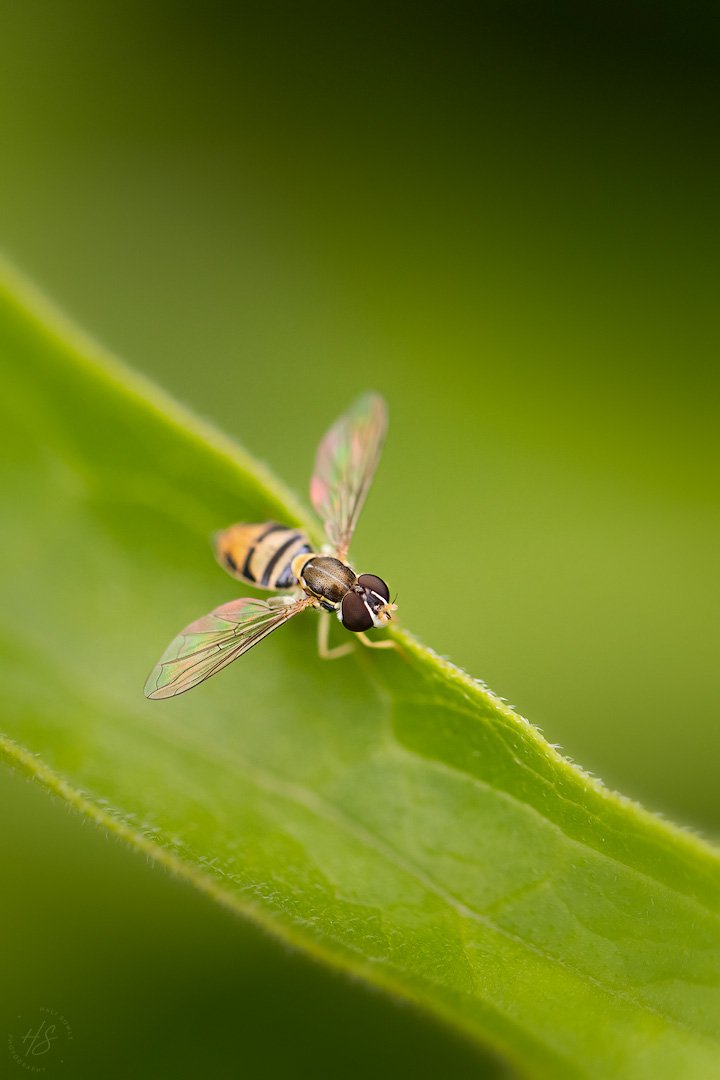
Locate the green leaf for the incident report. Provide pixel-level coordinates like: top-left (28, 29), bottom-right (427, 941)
top-left (1, 260), bottom-right (719, 1080)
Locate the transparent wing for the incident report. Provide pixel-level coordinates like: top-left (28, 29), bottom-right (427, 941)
top-left (310, 392), bottom-right (388, 560)
top-left (144, 596), bottom-right (313, 700)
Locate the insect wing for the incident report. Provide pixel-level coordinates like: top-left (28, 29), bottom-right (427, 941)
top-left (310, 392), bottom-right (388, 560)
top-left (145, 596), bottom-right (312, 700)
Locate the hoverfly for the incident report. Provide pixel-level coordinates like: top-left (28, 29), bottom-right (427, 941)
top-left (144, 393), bottom-right (397, 699)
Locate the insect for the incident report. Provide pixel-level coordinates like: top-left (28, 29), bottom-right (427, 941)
top-left (145, 392), bottom-right (397, 699)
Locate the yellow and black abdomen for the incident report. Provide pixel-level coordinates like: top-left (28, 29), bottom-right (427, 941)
top-left (214, 522), bottom-right (312, 591)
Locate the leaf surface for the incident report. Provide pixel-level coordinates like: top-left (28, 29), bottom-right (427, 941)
top-left (1, 264), bottom-right (719, 1080)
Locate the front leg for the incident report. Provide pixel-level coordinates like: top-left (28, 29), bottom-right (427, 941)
top-left (317, 611), bottom-right (355, 659)
top-left (356, 632), bottom-right (397, 651)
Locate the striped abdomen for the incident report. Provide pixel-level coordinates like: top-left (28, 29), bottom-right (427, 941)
top-left (214, 522), bottom-right (312, 591)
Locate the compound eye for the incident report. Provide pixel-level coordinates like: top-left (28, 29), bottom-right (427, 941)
top-left (340, 590), bottom-right (373, 632)
top-left (356, 574), bottom-right (390, 602)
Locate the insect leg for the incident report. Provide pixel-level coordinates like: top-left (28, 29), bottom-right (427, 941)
top-left (355, 632), bottom-right (398, 652)
top-left (317, 611), bottom-right (355, 660)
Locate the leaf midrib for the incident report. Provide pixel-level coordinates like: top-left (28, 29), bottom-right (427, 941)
top-left (3, 696), bottom-right (713, 1046)
top-left (42, 678), bottom-right (715, 1042)
top-left (0, 732), bottom-right (576, 1080)
top-left (397, 692), bottom-right (718, 909)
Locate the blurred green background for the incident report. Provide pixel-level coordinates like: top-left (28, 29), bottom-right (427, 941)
top-left (1, 2), bottom-right (718, 1076)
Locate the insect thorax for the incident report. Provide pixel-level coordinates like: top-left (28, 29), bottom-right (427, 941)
top-left (296, 556), bottom-right (356, 609)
